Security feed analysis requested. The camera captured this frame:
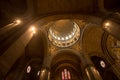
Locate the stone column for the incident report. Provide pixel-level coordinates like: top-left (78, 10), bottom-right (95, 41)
top-left (85, 66), bottom-right (103, 80)
top-left (80, 53), bottom-right (103, 80)
top-left (39, 67), bottom-right (50, 80)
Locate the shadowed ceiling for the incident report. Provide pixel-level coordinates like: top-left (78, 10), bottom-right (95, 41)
top-left (0, 0), bottom-right (120, 27)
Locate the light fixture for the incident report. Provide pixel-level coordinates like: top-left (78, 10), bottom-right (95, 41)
top-left (30, 26), bottom-right (36, 34)
top-left (15, 19), bottom-right (21, 25)
top-left (31, 27), bottom-right (35, 31)
top-left (104, 22), bottom-right (110, 28)
top-left (105, 22), bottom-right (110, 26)
top-left (42, 70), bottom-right (45, 73)
top-left (27, 65), bottom-right (31, 73)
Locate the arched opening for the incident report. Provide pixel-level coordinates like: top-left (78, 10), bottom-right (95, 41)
top-left (91, 56), bottom-right (119, 80)
top-left (50, 50), bottom-right (83, 80)
top-left (25, 59), bottom-right (42, 80)
top-left (5, 57), bottom-right (43, 80)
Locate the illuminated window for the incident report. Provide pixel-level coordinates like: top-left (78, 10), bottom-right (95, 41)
top-left (27, 65), bottom-right (31, 73)
top-left (61, 69), bottom-right (71, 80)
top-left (100, 60), bottom-right (106, 68)
top-left (37, 71), bottom-right (40, 76)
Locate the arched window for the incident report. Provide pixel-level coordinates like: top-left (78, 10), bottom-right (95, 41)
top-left (61, 69), bottom-right (71, 80)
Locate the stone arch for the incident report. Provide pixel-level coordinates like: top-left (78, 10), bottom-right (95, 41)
top-left (101, 31), bottom-right (117, 63)
top-left (50, 49), bottom-right (81, 69)
top-left (33, 14), bottom-right (102, 28)
top-left (50, 49), bottom-right (83, 80)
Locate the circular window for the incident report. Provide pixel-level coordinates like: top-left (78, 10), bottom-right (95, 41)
top-left (48, 20), bottom-right (80, 47)
top-left (27, 65), bottom-right (31, 73)
top-left (100, 60), bottom-right (106, 68)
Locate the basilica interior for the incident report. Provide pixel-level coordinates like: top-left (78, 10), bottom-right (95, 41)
top-left (0, 0), bottom-right (120, 80)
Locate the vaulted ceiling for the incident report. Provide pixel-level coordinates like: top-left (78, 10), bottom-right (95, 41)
top-left (0, 0), bottom-right (120, 27)
top-left (0, 0), bottom-right (120, 79)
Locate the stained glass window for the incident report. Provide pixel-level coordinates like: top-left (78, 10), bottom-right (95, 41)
top-left (61, 69), bottom-right (71, 80)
